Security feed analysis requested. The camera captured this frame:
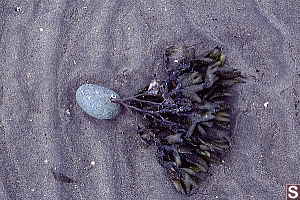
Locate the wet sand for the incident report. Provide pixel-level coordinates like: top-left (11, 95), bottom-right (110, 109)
top-left (0, 1), bottom-right (299, 199)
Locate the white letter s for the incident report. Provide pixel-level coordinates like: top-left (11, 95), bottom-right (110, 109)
top-left (288, 186), bottom-right (298, 199)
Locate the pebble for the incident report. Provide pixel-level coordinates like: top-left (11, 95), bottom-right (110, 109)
top-left (76, 84), bottom-right (122, 119)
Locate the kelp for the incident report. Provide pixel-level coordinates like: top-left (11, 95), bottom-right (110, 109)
top-left (111, 45), bottom-right (245, 195)
top-left (51, 168), bottom-right (76, 183)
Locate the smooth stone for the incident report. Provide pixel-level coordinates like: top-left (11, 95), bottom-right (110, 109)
top-left (76, 84), bottom-right (122, 119)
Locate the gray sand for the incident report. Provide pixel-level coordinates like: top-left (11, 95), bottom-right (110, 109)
top-left (0, 1), bottom-right (299, 199)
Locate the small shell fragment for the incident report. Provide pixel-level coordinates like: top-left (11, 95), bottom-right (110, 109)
top-left (264, 102), bottom-right (269, 108)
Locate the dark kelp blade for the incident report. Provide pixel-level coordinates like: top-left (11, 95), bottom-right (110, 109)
top-left (172, 179), bottom-right (186, 194)
top-left (51, 168), bottom-right (76, 183)
top-left (183, 173), bottom-right (197, 194)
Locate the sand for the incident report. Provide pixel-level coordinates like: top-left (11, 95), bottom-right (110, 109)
top-left (0, 0), bottom-right (299, 199)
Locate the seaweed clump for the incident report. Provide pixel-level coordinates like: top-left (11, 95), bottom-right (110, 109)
top-left (111, 46), bottom-right (245, 195)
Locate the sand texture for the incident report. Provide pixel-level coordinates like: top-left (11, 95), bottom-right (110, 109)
top-left (0, 1), bottom-right (299, 199)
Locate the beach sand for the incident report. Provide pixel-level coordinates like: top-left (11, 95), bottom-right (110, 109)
top-left (0, 1), bottom-right (299, 199)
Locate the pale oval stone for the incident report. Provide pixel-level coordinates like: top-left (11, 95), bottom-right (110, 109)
top-left (76, 84), bottom-right (122, 119)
